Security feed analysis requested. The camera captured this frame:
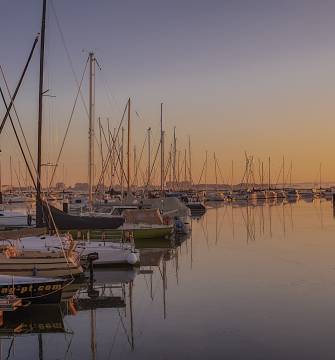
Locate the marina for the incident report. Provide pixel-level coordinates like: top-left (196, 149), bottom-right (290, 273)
top-left (1, 0), bottom-right (335, 358)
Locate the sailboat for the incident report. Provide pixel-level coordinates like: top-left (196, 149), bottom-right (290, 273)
top-left (0, 0), bottom-right (84, 279)
top-left (0, 236), bottom-right (83, 277)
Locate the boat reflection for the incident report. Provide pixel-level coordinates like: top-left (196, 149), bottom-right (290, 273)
top-left (0, 305), bottom-right (66, 336)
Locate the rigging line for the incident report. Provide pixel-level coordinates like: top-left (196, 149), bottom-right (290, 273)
top-left (216, 157), bottom-right (226, 185)
top-left (98, 120), bottom-right (122, 186)
top-left (274, 163), bottom-right (283, 187)
top-left (144, 140), bottom-right (160, 188)
top-left (163, 153), bottom-right (172, 183)
top-left (13, 166), bottom-right (23, 194)
top-left (0, 34), bottom-right (40, 135)
top-left (197, 155), bottom-right (207, 186)
top-left (50, 0), bottom-right (89, 119)
top-left (96, 105), bottom-right (128, 190)
top-left (5, 337), bottom-right (14, 360)
top-left (47, 57), bottom-right (89, 190)
top-left (95, 101), bottom-right (128, 192)
top-left (0, 66), bottom-right (36, 173)
top-left (0, 85), bottom-right (37, 190)
top-left (97, 66), bottom-right (124, 118)
top-left (147, 141), bottom-right (161, 187)
top-left (132, 135), bottom-right (147, 187)
top-left (95, 122), bottom-right (122, 192)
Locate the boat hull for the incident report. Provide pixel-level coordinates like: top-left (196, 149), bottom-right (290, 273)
top-left (0, 277), bottom-right (65, 304)
top-left (67, 225), bottom-right (173, 241)
top-left (0, 253), bottom-right (83, 278)
top-left (43, 203), bottom-right (125, 230)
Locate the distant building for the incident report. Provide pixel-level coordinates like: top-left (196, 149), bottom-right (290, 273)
top-left (73, 182), bottom-right (89, 191)
top-left (55, 182), bottom-right (66, 191)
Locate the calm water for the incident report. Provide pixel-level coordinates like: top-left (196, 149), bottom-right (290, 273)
top-left (2, 199), bottom-right (335, 359)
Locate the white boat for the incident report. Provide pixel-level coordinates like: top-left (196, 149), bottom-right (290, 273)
top-left (285, 188), bottom-right (299, 200)
top-left (229, 191), bottom-right (249, 202)
top-left (298, 189), bottom-right (315, 199)
top-left (275, 190), bottom-right (286, 199)
top-left (0, 237), bottom-right (83, 278)
top-left (205, 191), bottom-right (225, 202)
top-left (19, 235), bottom-right (139, 267)
top-left (3, 194), bottom-right (35, 204)
top-left (265, 190), bottom-right (277, 199)
top-left (321, 188), bottom-right (335, 199)
top-left (248, 190), bottom-right (266, 201)
top-left (77, 241), bottom-right (139, 267)
top-left (0, 209), bottom-right (35, 229)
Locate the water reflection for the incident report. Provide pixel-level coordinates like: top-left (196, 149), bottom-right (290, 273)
top-left (2, 199), bottom-right (335, 359)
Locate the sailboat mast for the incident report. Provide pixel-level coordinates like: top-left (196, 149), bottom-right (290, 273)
top-left (127, 98), bottom-right (131, 193)
top-left (160, 103), bottom-right (164, 193)
top-left (214, 152), bottom-right (217, 190)
top-left (121, 127), bottom-right (124, 200)
top-left (36, 0), bottom-right (46, 227)
top-left (282, 156), bottom-right (285, 190)
top-left (173, 127), bottom-right (176, 190)
top-left (184, 149), bottom-right (187, 186)
top-left (88, 52), bottom-right (95, 208)
top-left (231, 160), bottom-right (234, 193)
top-left (0, 158), bottom-right (2, 204)
top-left (147, 127), bottom-right (151, 188)
top-left (268, 156), bottom-right (271, 191)
top-left (188, 136), bottom-right (192, 187)
top-left (98, 117), bottom-right (104, 191)
top-left (10, 156), bottom-right (13, 192)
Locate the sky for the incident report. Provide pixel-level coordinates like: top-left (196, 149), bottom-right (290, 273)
top-left (1, 0), bottom-right (335, 187)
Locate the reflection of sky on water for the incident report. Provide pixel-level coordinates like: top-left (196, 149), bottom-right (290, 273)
top-left (2, 199), bottom-right (335, 359)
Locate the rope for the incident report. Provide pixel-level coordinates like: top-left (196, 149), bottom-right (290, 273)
top-left (0, 66), bottom-right (37, 174)
top-left (47, 57), bottom-right (89, 189)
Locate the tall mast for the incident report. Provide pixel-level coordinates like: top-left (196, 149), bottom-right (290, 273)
top-left (10, 156), bottom-right (13, 192)
top-left (0, 157), bottom-right (2, 204)
top-left (268, 156), bottom-right (271, 191)
top-left (262, 161), bottom-right (264, 189)
top-left (36, 0), bottom-right (46, 227)
top-left (127, 98), bottom-right (131, 194)
top-left (214, 153), bottom-right (218, 190)
top-left (160, 103), bottom-right (164, 193)
top-left (121, 127), bottom-right (124, 200)
top-left (98, 117), bottom-right (104, 192)
top-left (184, 149), bottom-right (187, 186)
top-left (282, 156), bottom-right (285, 190)
top-left (231, 160), bottom-right (234, 193)
top-left (133, 145), bottom-right (137, 187)
top-left (107, 118), bottom-right (112, 187)
top-left (188, 136), bottom-right (192, 188)
top-left (173, 127), bottom-right (176, 190)
top-left (205, 151), bottom-right (208, 193)
top-left (147, 127), bottom-right (151, 188)
top-left (88, 52), bottom-right (95, 208)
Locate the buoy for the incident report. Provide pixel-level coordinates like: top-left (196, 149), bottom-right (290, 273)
top-left (127, 252), bottom-right (138, 265)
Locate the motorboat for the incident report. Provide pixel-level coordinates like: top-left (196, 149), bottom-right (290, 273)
top-left (19, 235), bottom-right (139, 268)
